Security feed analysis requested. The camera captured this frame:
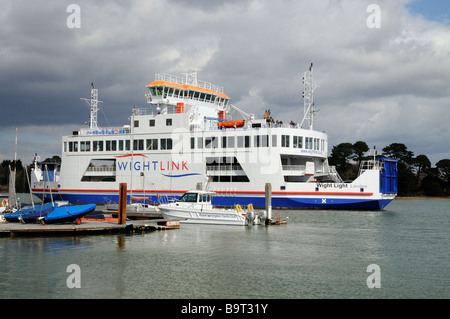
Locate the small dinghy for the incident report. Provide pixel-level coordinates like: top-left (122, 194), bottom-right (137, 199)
top-left (37, 204), bottom-right (96, 224)
top-left (4, 203), bottom-right (57, 223)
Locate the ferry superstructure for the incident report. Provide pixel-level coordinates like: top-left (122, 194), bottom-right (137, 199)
top-left (31, 66), bottom-right (398, 209)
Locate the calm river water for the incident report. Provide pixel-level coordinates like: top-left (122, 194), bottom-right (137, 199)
top-left (0, 199), bottom-right (448, 299)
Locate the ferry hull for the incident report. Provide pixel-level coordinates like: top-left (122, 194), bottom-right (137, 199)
top-left (37, 191), bottom-right (394, 210)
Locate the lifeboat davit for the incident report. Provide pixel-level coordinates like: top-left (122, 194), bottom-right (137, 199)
top-left (217, 120), bottom-right (246, 128)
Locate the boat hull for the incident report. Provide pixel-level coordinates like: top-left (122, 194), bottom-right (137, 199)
top-left (4, 203), bottom-right (57, 223)
top-left (40, 204), bottom-right (97, 224)
top-left (159, 206), bottom-right (247, 225)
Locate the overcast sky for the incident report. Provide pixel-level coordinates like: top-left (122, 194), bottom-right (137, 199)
top-left (1, 0), bottom-right (449, 166)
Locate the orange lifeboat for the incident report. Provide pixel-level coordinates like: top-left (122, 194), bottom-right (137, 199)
top-left (217, 120), bottom-right (246, 128)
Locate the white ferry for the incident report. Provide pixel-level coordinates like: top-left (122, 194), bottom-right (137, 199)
top-left (30, 65), bottom-right (398, 210)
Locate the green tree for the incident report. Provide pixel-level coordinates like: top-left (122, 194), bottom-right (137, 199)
top-left (351, 141), bottom-right (370, 165)
top-left (411, 154), bottom-right (431, 185)
top-left (329, 143), bottom-right (353, 168)
top-left (382, 143), bottom-right (414, 168)
top-left (436, 159), bottom-right (450, 195)
top-left (44, 156), bottom-right (61, 163)
top-left (420, 168), bottom-right (445, 196)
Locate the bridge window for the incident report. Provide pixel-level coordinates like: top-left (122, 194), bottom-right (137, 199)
top-left (80, 141), bottom-right (91, 152)
top-left (93, 141), bottom-right (103, 152)
top-left (293, 136), bottom-right (303, 148)
top-left (272, 135), bottom-right (277, 147)
top-left (282, 135), bottom-right (290, 147)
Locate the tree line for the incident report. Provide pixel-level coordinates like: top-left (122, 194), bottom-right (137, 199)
top-left (329, 141), bottom-right (450, 197)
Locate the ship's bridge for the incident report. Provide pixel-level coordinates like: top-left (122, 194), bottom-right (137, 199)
top-left (146, 73), bottom-right (230, 110)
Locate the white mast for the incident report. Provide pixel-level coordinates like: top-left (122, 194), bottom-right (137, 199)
top-left (81, 83), bottom-right (102, 130)
top-left (300, 63), bottom-right (317, 130)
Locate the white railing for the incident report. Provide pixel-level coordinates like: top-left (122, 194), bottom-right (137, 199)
top-left (155, 73), bottom-right (224, 93)
top-left (358, 160), bottom-right (380, 176)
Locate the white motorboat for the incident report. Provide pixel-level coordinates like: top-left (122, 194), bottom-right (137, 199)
top-left (158, 190), bottom-right (264, 226)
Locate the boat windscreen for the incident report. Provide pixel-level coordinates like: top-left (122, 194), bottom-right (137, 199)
top-left (178, 193), bottom-right (198, 202)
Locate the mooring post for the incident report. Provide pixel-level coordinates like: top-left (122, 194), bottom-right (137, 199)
top-left (118, 183), bottom-right (127, 225)
top-left (265, 182), bottom-right (272, 224)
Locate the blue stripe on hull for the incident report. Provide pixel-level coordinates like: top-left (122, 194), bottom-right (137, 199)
top-left (211, 196), bottom-right (392, 210)
top-left (37, 193), bottom-right (393, 210)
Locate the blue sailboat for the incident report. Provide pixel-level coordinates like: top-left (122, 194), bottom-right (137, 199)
top-left (36, 204), bottom-right (96, 224)
top-left (4, 203), bottom-right (57, 223)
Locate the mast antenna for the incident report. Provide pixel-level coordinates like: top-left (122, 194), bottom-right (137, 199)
top-left (300, 63), bottom-right (317, 130)
top-left (81, 83), bottom-right (103, 130)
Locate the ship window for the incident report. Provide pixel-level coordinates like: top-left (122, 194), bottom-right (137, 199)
top-left (133, 139), bottom-right (144, 151)
top-left (227, 136), bottom-right (235, 148)
top-left (237, 136), bottom-right (243, 148)
top-left (205, 137), bottom-right (212, 149)
top-left (134, 120), bottom-right (139, 128)
top-left (293, 136), bottom-right (303, 148)
top-left (314, 138), bottom-right (319, 150)
top-left (197, 137), bottom-right (203, 149)
top-left (254, 135), bottom-right (260, 147)
top-left (237, 136), bottom-right (250, 148)
top-left (119, 140), bottom-right (124, 151)
top-left (297, 136), bottom-right (303, 148)
top-left (245, 136), bottom-right (250, 148)
top-left (149, 119), bottom-right (155, 127)
top-left (161, 138), bottom-right (173, 150)
top-left (93, 141), bottom-right (103, 152)
top-left (222, 136), bottom-right (227, 148)
top-left (81, 141), bottom-right (91, 152)
top-left (305, 137), bottom-right (313, 149)
top-left (272, 135), bottom-right (277, 147)
top-left (190, 137), bottom-right (195, 149)
top-left (232, 176), bottom-right (250, 182)
top-left (212, 136), bottom-right (218, 149)
top-left (149, 87), bottom-right (156, 96)
top-left (106, 141), bottom-right (111, 151)
top-left (125, 140), bottom-right (130, 151)
top-left (64, 142), bottom-right (67, 153)
top-left (166, 119), bottom-right (172, 126)
top-left (146, 139), bottom-right (158, 150)
top-left (282, 135), bottom-right (290, 147)
top-left (261, 135), bottom-right (268, 147)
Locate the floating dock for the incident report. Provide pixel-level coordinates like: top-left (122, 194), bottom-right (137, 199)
top-left (0, 218), bottom-right (180, 238)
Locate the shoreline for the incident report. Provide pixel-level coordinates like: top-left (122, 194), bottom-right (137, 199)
top-left (395, 196), bottom-right (450, 201)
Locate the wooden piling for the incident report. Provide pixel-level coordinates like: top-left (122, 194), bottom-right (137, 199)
top-left (118, 183), bottom-right (127, 225)
top-left (265, 182), bottom-right (272, 224)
